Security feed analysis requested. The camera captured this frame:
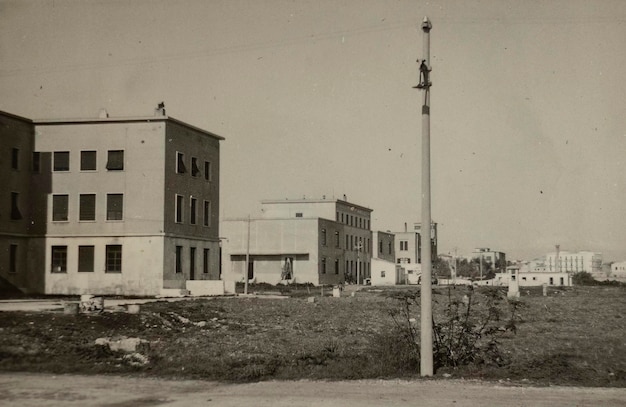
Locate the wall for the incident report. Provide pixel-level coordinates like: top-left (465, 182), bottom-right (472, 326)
top-left (0, 112), bottom-right (47, 293)
top-left (45, 236), bottom-right (164, 296)
top-left (370, 258), bottom-right (399, 285)
top-left (221, 218), bottom-right (320, 285)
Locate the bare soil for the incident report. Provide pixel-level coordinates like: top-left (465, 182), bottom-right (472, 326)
top-left (0, 285), bottom-right (624, 387)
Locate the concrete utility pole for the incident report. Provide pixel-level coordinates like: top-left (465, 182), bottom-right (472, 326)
top-left (355, 240), bottom-right (363, 285)
top-left (415, 16), bottom-right (433, 377)
top-left (245, 215), bottom-right (250, 295)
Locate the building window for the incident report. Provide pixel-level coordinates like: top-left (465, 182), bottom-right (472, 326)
top-left (106, 194), bottom-right (123, 220)
top-left (341, 213), bottom-right (344, 223)
top-left (381, 270), bottom-right (386, 278)
top-left (400, 240), bottom-right (408, 251)
top-left (10, 192), bottom-right (22, 220)
top-left (9, 244), bottom-right (17, 273)
top-left (203, 248), bottom-right (210, 274)
top-left (79, 194), bottom-right (96, 221)
top-left (53, 151), bottom-right (70, 171)
top-left (78, 246), bottom-right (95, 272)
top-left (105, 245), bottom-right (122, 273)
top-left (175, 195), bottom-right (184, 223)
top-left (336, 212), bottom-right (339, 221)
top-left (295, 212), bottom-right (303, 218)
top-left (335, 259), bottom-right (339, 275)
top-left (379, 240), bottom-right (383, 254)
top-left (190, 197), bottom-right (197, 224)
top-left (204, 161), bottom-right (211, 181)
top-left (80, 151), bottom-right (97, 171)
top-left (203, 201), bottom-right (211, 227)
top-left (321, 229), bottom-right (327, 246)
top-left (176, 246), bottom-right (183, 273)
top-left (11, 148), bottom-right (19, 170)
top-left (335, 231), bottom-right (340, 248)
top-left (176, 152), bottom-right (186, 174)
top-left (190, 247), bottom-right (196, 278)
top-left (51, 246), bottom-right (67, 273)
top-left (52, 194), bottom-right (69, 221)
top-left (32, 152), bottom-right (41, 173)
top-left (191, 157), bottom-right (201, 177)
top-left (106, 150), bottom-right (124, 171)
top-left (388, 242), bottom-right (392, 254)
top-left (321, 258), bottom-right (326, 274)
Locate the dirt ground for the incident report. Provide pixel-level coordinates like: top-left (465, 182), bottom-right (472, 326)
top-left (1, 372), bottom-right (625, 407)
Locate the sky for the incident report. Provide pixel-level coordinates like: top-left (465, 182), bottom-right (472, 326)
top-left (1, 0), bottom-right (625, 261)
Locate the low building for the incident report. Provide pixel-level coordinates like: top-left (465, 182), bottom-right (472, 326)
top-left (220, 198), bottom-right (373, 286)
top-left (494, 266), bottom-right (571, 287)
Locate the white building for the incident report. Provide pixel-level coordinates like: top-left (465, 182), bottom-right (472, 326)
top-left (545, 251), bottom-right (602, 274)
top-left (221, 198), bottom-right (373, 286)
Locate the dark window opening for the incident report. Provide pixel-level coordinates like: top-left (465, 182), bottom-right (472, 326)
top-left (80, 151), bottom-right (97, 171)
top-left (106, 150), bottom-right (124, 171)
top-left (10, 192), bottom-right (22, 220)
top-left (176, 246), bottom-right (183, 273)
top-left (190, 198), bottom-right (197, 224)
top-left (105, 245), bottom-right (122, 273)
top-left (78, 246), bottom-right (95, 272)
top-left (106, 194), bottom-right (123, 220)
top-left (191, 157), bottom-right (201, 177)
top-left (203, 201), bottom-right (211, 227)
top-left (79, 194), bottom-right (96, 221)
top-left (52, 194), bottom-right (69, 221)
top-left (176, 152), bottom-right (186, 174)
top-left (11, 148), bottom-right (19, 170)
top-left (176, 195), bottom-right (183, 223)
top-left (51, 246), bottom-right (67, 273)
top-left (9, 245), bottom-right (17, 273)
top-left (53, 151), bottom-right (70, 171)
top-left (203, 248), bottom-right (210, 274)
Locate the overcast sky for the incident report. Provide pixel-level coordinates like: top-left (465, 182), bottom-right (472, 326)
top-left (2, 0), bottom-right (625, 261)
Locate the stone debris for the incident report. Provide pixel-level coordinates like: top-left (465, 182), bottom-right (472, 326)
top-left (95, 336), bottom-right (149, 352)
top-left (123, 352), bottom-right (150, 366)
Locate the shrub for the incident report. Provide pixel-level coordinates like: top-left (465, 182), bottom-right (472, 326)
top-left (386, 286), bottom-right (523, 373)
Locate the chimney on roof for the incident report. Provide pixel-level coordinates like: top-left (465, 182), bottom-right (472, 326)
top-left (98, 108), bottom-right (109, 118)
top-left (155, 102), bottom-right (166, 116)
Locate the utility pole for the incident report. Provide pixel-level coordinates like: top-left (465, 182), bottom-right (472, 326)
top-left (244, 215), bottom-right (250, 295)
top-left (415, 16), bottom-right (433, 377)
top-left (355, 240), bottom-right (363, 285)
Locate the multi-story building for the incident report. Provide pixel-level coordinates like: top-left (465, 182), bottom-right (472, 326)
top-left (0, 107), bottom-right (223, 296)
top-left (221, 198), bottom-right (373, 285)
top-left (0, 111), bottom-right (46, 293)
top-left (545, 251), bottom-right (602, 274)
top-left (393, 222), bottom-right (437, 266)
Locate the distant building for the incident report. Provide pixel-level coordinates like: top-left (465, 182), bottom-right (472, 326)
top-left (0, 108), bottom-right (223, 296)
top-left (393, 222), bottom-right (437, 265)
top-left (493, 266), bottom-right (571, 287)
top-left (471, 248), bottom-right (506, 273)
top-left (370, 231), bottom-right (403, 285)
top-left (609, 261), bottom-right (626, 282)
top-left (220, 198), bottom-right (373, 286)
top-left (545, 251), bottom-right (602, 274)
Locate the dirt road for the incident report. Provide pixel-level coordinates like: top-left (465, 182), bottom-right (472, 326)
top-left (1, 373), bottom-right (624, 407)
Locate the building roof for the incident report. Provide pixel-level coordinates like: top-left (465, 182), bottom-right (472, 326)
top-left (33, 115), bottom-right (225, 141)
top-left (261, 198), bottom-right (373, 213)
